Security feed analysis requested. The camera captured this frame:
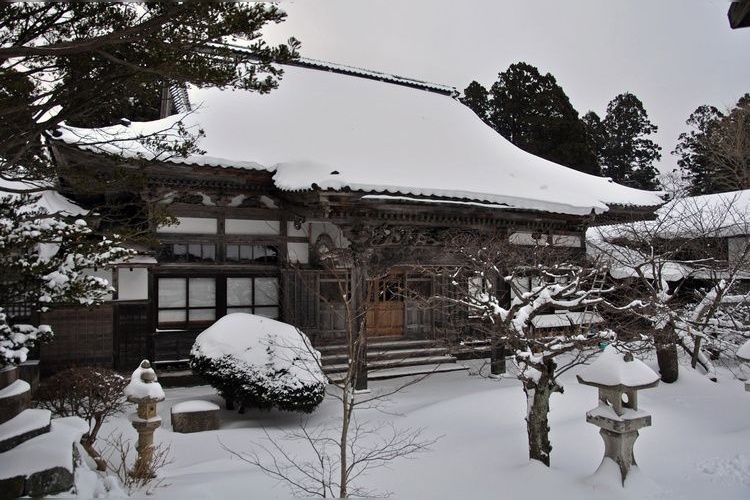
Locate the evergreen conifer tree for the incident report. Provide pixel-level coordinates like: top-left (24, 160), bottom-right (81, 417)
top-left (0, 3), bottom-right (300, 186)
top-left (592, 93), bottom-right (662, 191)
top-left (460, 81), bottom-right (491, 124)
top-left (674, 95), bottom-right (750, 195)
top-left (461, 63), bottom-right (600, 175)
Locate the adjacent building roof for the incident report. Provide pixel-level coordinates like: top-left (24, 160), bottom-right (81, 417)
top-left (54, 61), bottom-right (664, 217)
top-left (592, 189), bottom-right (750, 241)
top-left (729, 0), bottom-right (750, 29)
top-left (587, 189), bottom-right (750, 281)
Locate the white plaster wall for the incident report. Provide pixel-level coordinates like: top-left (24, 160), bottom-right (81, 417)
top-left (309, 221), bottom-right (350, 248)
top-left (117, 267), bottom-right (149, 301)
top-left (509, 232), bottom-right (542, 246)
top-left (287, 221), bottom-right (308, 238)
top-left (225, 219), bottom-right (280, 235)
top-left (287, 242), bottom-right (310, 264)
top-left (551, 234), bottom-right (582, 248)
top-left (157, 217), bottom-right (218, 234)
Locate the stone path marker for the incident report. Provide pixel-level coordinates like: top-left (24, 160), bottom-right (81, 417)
top-left (124, 360), bottom-right (165, 478)
top-left (737, 340), bottom-right (750, 391)
top-left (577, 346), bottom-right (660, 485)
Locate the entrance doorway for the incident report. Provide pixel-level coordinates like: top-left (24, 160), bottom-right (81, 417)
top-left (366, 275), bottom-right (405, 337)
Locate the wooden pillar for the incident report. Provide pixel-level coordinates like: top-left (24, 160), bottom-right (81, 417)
top-left (490, 341), bottom-right (506, 375)
top-left (347, 225), bottom-right (375, 392)
top-left (351, 263), bottom-right (369, 391)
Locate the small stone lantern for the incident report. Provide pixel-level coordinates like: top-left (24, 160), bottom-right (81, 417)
top-left (124, 360), bottom-right (166, 478)
top-left (737, 340), bottom-right (750, 391)
top-left (577, 346), bottom-right (660, 485)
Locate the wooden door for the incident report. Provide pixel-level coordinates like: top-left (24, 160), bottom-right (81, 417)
top-left (366, 275), bottom-right (405, 337)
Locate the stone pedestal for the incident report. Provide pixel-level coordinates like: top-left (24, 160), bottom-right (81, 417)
top-left (577, 347), bottom-right (659, 485)
top-left (584, 395), bottom-right (653, 483)
top-left (171, 401), bottom-right (220, 433)
top-left (736, 340), bottom-right (750, 391)
top-left (124, 360), bottom-right (165, 479)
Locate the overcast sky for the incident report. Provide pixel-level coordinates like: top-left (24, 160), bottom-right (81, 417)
top-left (262, 0), bottom-right (750, 177)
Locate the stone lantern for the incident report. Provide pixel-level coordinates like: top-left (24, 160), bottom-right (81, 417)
top-left (124, 360), bottom-right (166, 478)
top-left (577, 346), bottom-right (660, 485)
top-left (737, 340), bottom-right (750, 391)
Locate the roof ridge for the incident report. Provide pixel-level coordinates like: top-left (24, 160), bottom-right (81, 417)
top-left (291, 57), bottom-right (459, 97)
top-left (220, 43), bottom-right (458, 97)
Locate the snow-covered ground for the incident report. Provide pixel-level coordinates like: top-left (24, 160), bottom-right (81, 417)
top-left (81, 357), bottom-right (750, 499)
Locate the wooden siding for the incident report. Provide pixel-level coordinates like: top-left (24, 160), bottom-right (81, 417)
top-left (39, 305), bottom-right (114, 375)
top-left (153, 330), bottom-right (199, 364)
top-left (113, 301), bottom-right (152, 370)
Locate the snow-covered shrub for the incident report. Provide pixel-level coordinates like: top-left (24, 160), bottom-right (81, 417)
top-left (0, 309), bottom-right (53, 365)
top-left (190, 313), bottom-right (326, 413)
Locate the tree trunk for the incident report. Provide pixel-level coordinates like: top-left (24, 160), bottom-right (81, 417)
top-left (655, 326), bottom-right (679, 383)
top-left (339, 389), bottom-right (352, 498)
top-left (81, 435), bottom-right (107, 471)
top-left (523, 359), bottom-right (559, 466)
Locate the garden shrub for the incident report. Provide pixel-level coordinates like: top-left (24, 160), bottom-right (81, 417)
top-left (35, 366), bottom-right (127, 470)
top-left (190, 313), bottom-right (326, 413)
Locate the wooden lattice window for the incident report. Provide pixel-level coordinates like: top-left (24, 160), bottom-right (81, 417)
top-left (157, 277), bottom-right (216, 329)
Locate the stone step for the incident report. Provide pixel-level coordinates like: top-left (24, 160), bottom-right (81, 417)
top-left (323, 354), bottom-right (457, 374)
top-left (0, 366), bottom-right (19, 391)
top-left (0, 379), bottom-right (31, 425)
top-left (316, 339), bottom-right (444, 356)
top-left (321, 347), bottom-right (451, 364)
top-left (0, 416), bottom-right (88, 498)
top-left (0, 409), bottom-right (52, 453)
top-left (157, 369), bottom-right (206, 388)
top-left (362, 362), bottom-right (470, 381)
top-left (328, 361), bottom-right (469, 383)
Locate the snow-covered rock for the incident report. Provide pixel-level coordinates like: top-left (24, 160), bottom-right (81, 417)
top-left (190, 313), bottom-right (326, 413)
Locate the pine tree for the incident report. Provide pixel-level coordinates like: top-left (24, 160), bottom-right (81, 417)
top-left (582, 111), bottom-right (606, 164)
top-left (460, 81), bottom-right (491, 124)
top-left (0, 3), bottom-right (300, 186)
top-left (595, 93), bottom-right (662, 191)
top-left (461, 63), bottom-right (600, 176)
top-left (674, 95), bottom-right (750, 195)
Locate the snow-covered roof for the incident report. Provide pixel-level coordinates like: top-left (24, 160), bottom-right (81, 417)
top-left (54, 63), bottom-right (664, 216)
top-left (0, 179), bottom-right (86, 217)
top-left (656, 190), bottom-right (750, 238)
top-left (587, 190), bottom-right (750, 280)
top-left (592, 190), bottom-right (750, 242)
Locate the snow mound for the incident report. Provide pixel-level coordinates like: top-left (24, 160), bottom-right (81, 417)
top-left (190, 313), bottom-right (326, 413)
top-left (737, 339), bottom-right (750, 361)
top-left (697, 454), bottom-right (750, 485)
